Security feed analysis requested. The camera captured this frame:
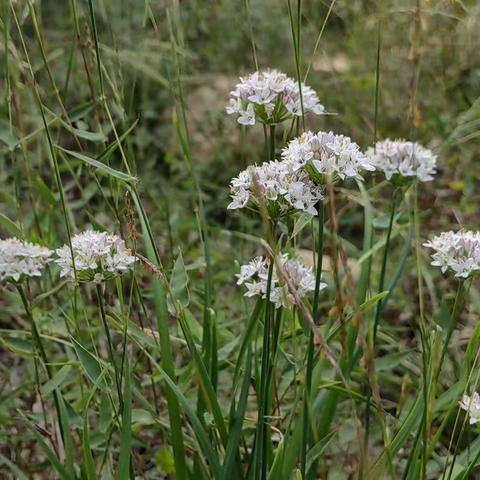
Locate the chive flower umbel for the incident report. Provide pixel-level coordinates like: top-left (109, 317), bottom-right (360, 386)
top-left (227, 160), bottom-right (324, 217)
top-left (0, 238), bottom-right (52, 283)
top-left (366, 139), bottom-right (437, 183)
top-left (281, 130), bottom-right (374, 182)
top-left (55, 230), bottom-right (136, 283)
top-left (226, 70), bottom-right (325, 126)
top-left (423, 230), bottom-right (480, 278)
top-left (236, 254), bottom-right (325, 309)
top-left (460, 393), bottom-right (480, 425)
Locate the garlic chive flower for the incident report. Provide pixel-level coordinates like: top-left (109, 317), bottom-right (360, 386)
top-left (0, 238), bottom-right (52, 283)
top-left (227, 160), bottom-right (324, 217)
top-left (236, 254), bottom-right (325, 309)
top-left (366, 139), bottom-right (437, 183)
top-left (460, 392), bottom-right (480, 425)
top-left (55, 230), bottom-right (136, 283)
top-left (226, 70), bottom-right (325, 126)
top-left (281, 131), bottom-right (374, 182)
top-left (423, 230), bottom-right (480, 278)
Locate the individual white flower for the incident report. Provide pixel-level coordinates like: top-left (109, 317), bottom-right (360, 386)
top-left (227, 160), bottom-right (323, 217)
top-left (236, 254), bottom-right (325, 309)
top-left (55, 230), bottom-right (136, 282)
top-left (460, 392), bottom-right (480, 425)
top-left (366, 139), bottom-right (437, 182)
top-left (0, 238), bottom-right (52, 282)
top-left (423, 230), bottom-right (480, 278)
top-left (226, 70), bottom-right (325, 126)
top-left (282, 131), bottom-right (374, 181)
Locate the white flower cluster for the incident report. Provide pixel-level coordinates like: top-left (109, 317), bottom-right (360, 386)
top-left (423, 230), bottom-right (480, 278)
top-left (227, 160), bottom-right (323, 216)
top-left (56, 230), bottom-right (136, 283)
top-left (366, 139), bottom-right (437, 182)
top-left (282, 130), bottom-right (374, 180)
top-left (226, 70), bottom-right (325, 126)
top-left (236, 254), bottom-right (325, 309)
top-left (460, 392), bottom-right (480, 425)
top-left (0, 238), bottom-right (52, 282)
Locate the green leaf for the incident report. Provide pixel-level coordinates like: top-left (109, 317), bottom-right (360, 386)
top-left (82, 368), bottom-right (111, 480)
top-left (58, 395), bottom-right (76, 478)
top-left (70, 126), bottom-right (106, 143)
top-left (155, 446), bottom-right (176, 475)
top-left (0, 336), bottom-right (34, 357)
top-left (0, 213), bottom-right (23, 238)
top-left (168, 248), bottom-right (190, 314)
top-left (178, 309), bottom-right (228, 446)
top-left (290, 212), bottom-right (314, 239)
top-left (222, 350), bottom-right (252, 478)
top-left (0, 120), bottom-right (20, 150)
top-left (71, 337), bottom-right (111, 391)
top-left (97, 120), bottom-right (138, 163)
top-left (360, 291), bottom-right (389, 312)
top-left (35, 176), bottom-right (57, 205)
top-left (57, 146), bottom-right (136, 183)
top-left (82, 412), bottom-right (97, 480)
top-left (375, 351), bottom-right (412, 371)
top-left (232, 299), bottom-right (263, 387)
top-left (132, 408), bottom-right (156, 428)
top-left (41, 365), bottom-right (72, 396)
top-left (69, 102), bottom-right (94, 122)
top-left (118, 356), bottom-right (132, 480)
top-left (154, 360), bottom-right (222, 478)
top-left (0, 452), bottom-right (29, 480)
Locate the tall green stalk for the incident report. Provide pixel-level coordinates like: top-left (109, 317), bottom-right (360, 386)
top-left (301, 200), bottom-right (324, 479)
top-left (95, 283), bottom-right (123, 407)
top-left (287, 0), bottom-right (305, 130)
top-left (437, 281), bottom-right (466, 376)
top-left (364, 188), bottom-right (399, 446)
top-left (252, 123), bottom-right (278, 480)
top-left (254, 261), bottom-right (275, 480)
top-left (373, 189), bottom-right (399, 345)
top-left (413, 181), bottom-right (429, 480)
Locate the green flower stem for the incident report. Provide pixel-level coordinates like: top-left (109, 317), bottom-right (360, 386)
top-left (437, 281), bottom-right (466, 376)
top-left (270, 124), bottom-right (276, 160)
top-left (373, 188), bottom-right (400, 344)
top-left (16, 283), bottom-right (66, 446)
top-left (254, 260), bottom-right (275, 480)
top-left (96, 283), bottom-right (123, 408)
top-left (301, 200), bottom-right (324, 479)
top-left (365, 188), bottom-right (399, 447)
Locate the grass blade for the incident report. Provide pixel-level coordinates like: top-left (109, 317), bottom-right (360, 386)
top-left (118, 355), bottom-right (132, 480)
top-left (57, 146), bottom-right (137, 183)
